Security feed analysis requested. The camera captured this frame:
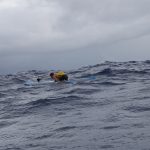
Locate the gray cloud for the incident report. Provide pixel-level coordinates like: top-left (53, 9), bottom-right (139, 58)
top-left (0, 0), bottom-right (150, 51)
top-left (0, 0), bottom-right (150, 73)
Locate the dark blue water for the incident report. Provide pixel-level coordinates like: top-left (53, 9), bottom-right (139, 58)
top-left (1, 61), bottom-right (150, 150)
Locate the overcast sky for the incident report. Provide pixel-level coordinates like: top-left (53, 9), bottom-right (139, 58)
top-left (0, 0), bottom-right (150, 74)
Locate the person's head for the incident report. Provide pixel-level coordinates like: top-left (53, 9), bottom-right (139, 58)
top-left (37, 78), bottom-right (41, 82)
top-left (37, 76), bottom-right (41, 82)
top-left (50, 73), bottom-right (54, 79)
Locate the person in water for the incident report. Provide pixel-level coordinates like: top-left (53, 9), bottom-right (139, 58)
top-left (50, 71), bottom-right (68, 82)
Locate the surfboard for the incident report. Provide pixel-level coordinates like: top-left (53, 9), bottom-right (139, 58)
top-left (24, 80), bottom-right (54, 86)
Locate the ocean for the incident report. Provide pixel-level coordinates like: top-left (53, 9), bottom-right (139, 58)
top-left (0, 61), bottom-right (150, 150)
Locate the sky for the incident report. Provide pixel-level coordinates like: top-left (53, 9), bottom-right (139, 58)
top-left (0, 0), bottom-right (150, 74)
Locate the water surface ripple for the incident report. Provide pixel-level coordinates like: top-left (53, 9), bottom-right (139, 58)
top-left (0, 61), bottom-right (150, 150)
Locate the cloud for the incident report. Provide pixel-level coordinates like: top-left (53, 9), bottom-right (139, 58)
top-left (0, 0), bottom-right (150, 55)
top-left (0, 0), bottom-right (64, 52)
top-left (52, 0), bottom-right (150, 44)
top-left (0, 0), bottom-right (150, 75)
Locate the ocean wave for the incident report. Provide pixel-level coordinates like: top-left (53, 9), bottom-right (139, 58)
top-left (1, 60), bottom-right (150, 150)
top-left (123, 105), bottom-right (150, 113)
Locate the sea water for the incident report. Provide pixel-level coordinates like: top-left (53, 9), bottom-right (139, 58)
top-left (0, 61), bottom-right (150, 150)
